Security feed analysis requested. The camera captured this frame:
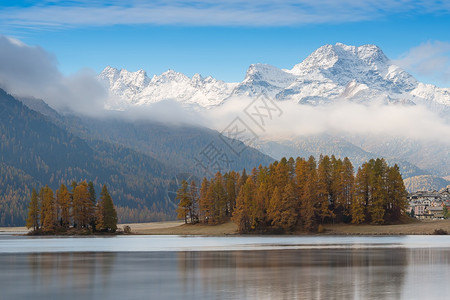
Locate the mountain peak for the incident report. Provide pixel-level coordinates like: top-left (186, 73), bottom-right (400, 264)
top-left (290, 43), bottom-right (389, 76)
top-left (98, 43), bottom-right (450, 114)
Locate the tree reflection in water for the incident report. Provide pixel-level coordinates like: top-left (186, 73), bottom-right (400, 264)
top-left (2, 247), bottom-right (450, 299)
top-left (177, 249), bottom-right (407, 299)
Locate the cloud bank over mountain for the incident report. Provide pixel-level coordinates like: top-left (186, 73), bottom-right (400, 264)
top-left (0, 35), bottom-right (107, 116)
top-left (206, 97), bottom-right (450, 145)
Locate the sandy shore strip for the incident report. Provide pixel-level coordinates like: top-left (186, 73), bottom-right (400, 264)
top-left (0, 226), bottom-right (29, 233)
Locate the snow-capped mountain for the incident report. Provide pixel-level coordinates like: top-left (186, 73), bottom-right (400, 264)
top-left (99, 43), bottom-right (450, 114)
top-left (99, 66), bottom-right (237, 109)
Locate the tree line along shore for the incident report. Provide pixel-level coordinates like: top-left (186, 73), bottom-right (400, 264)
top-left (26, 180), bottom-right (118, 234)
top-left (176, 155), bottom-right (409, 233)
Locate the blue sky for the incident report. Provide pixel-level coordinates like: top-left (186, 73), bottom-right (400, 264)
top-left (1, 1), bottom-right (450, 86)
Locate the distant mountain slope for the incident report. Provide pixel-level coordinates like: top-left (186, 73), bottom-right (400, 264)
top-left (19, 96), bottom-right (274, 179)
top-left (404, 175), bottom-right (450, 193)
top-left (0, 162), bottom-right (39, 226)
top-left (256, 135), bottom-right (429, 179)
top-left (73, 116), bottom-right (274, 178)
top-left (345, 135), bottom-right (450, 178)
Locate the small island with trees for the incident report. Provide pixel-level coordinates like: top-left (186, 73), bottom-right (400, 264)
top-left (26, 180), bottom-right (118, 235)
top-left (176, 155), bottom-right (409, 234)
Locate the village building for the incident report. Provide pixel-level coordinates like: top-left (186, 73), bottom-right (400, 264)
top-left (407, 187), bottom-right (450, 220)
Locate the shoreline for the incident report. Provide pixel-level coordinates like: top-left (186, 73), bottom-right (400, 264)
top-left (2, 219), bottom-right (450, 236)
top-left (121, 219), bottom-right (450, 236)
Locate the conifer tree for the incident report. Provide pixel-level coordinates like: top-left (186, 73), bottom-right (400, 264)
top-left (56, 184), bottom-right (71, 228)
top-left (294, 157), bottom-right (308, 218)
top-left (385, 164), bottom-right (408, 222)
top-left (70, 181), bottom-right (77, 198)
top-left (369, 159), bottom-right (388, 224)
top-left (317, 156), bottom-right (333, 223)
top-left (274, 158), bottom-right (290, 189)
top-left (238, 168), bottom-right (248, 191)
top-left (88, 181), bottom-right (96, 203)
top-left (73, 181), bottom-right (94, 228)
top-left (88, 181), bottom-right (97, 229)
top-left (176, 180), bottom-right (191, 224)
top-left (351, 166), bottom-right (369, 224)
top-left (282, 182), bottom-right (299, 230)
top-left (339, 157), bottom-right (354, 221)
top-left (215, 172), bottom-right (229, 223)
top-left (26, 188), bottom-right (40, 231)
top-left (267, 186), bottom-right (282, 230)
top-left (198, 178), bottom-right (210, 223)
top-left (96, 185), bottom-right (117, 232)
top-left (252, 181), bottom-right (269, 230)
top-left (41, 185), bottom-right (56, 232)
top-left (330, 156), bottom-right (343, 219)
top-left (302, 156), bottom-right (318, 231)
top-left (189, 180), bottom-right (198, 223)
top-left (225, 172), bottom-right (237, 217)
top-left (232, 178), bottom-right (254, 233)
top-left (38, 187), bottom-right (45, 226)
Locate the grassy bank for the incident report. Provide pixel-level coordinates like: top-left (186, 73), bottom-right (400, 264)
top-left (3, 219), bottom-right (450, 236)
top-left (120, 221), bottom-right (238, 235)
top-left (122, 219), bottom-right (450, 236)
top-left (322, 219), bottom-right (450, 235)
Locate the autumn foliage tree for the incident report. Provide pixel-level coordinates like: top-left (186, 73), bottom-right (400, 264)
top-left (351, 159), bottom-right (407, 225)
top-left (72, 181), bottom-right (94, 228)
top-left (56, 184), bottom-right (71, 228)
top-left (26, 180), bottom-right (117, 234)
top-left (176, 180), bottom-right (191, 224)
top-left (178, 155), bottom-right (409, 233)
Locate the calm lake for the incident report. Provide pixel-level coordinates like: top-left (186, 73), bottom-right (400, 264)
top-left (1, 234), bottom-right (450, 299)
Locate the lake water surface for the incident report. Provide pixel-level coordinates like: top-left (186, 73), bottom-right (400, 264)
top-left (1, 234), bottom-right (450, 299)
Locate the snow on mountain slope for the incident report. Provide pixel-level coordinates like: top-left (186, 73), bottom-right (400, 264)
top-left (99, 66), bottom-right (237, 109)
top-left (231, 63), bottom-right (297, 98)
top-left (278, 43), bottom-right (419, 104)
top-left (98, 43), bottom-right (450, 115)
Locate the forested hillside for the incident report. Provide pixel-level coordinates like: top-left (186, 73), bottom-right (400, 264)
top-left (258, 135), bottom-right (429, 179)
top-left (0, 89), bottom-right (172, 225)
top-left (0, 163), bottom-right (39, 225)
top-left (404, 175), bottom-right (450, 192)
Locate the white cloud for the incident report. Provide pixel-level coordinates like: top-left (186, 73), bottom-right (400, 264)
top-left (394, 41), bottom-right (450, 86)
top-left (1, 0), bottom-right (450, 28)
top-left (0, 35), bottom-right (107, 116)
top-left (205, 97), bottom-right (450, 145)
